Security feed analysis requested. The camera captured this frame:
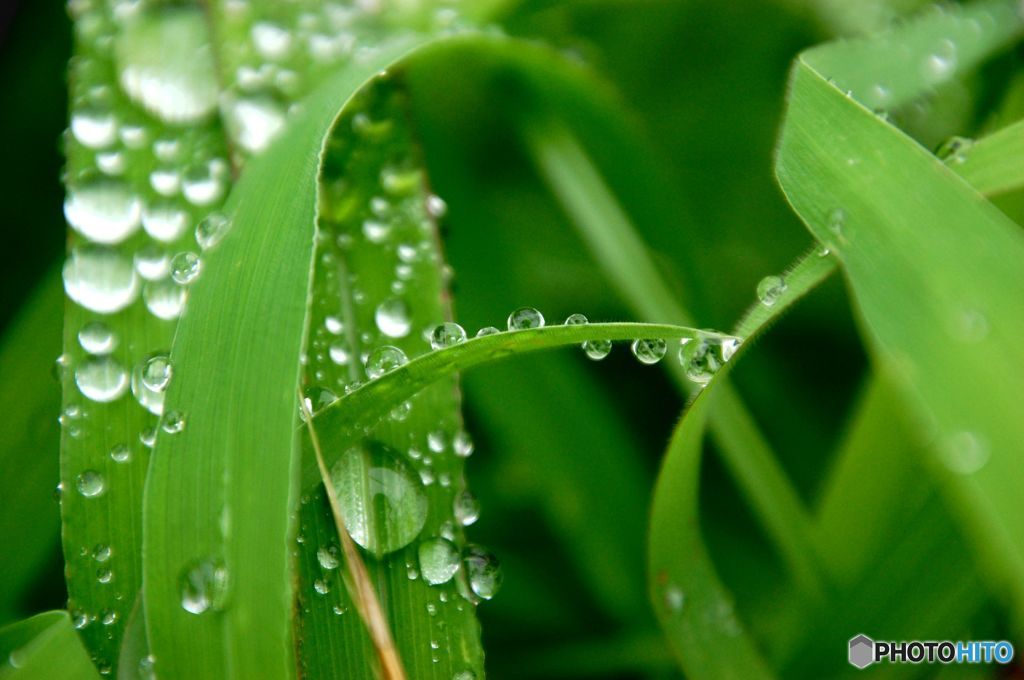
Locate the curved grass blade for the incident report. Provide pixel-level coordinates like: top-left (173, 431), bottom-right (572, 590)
top-left (949, 118), bottom-right (1024, 197)
top-left (140, 35), bottom-right (430, 680)
top-left (0, 272), bottom-right (62, 624)
top-left (775, 0), bottom-right (1024, 617)
top-left (0, 611), bottom-right (99, 680)
top-left (303, 321), bottom-right (711, 490)
top-left (60, 2), bottom-right (230, 669)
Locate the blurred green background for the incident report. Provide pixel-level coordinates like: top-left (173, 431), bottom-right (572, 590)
top-left (3, 0), bottom-right (1021, 677)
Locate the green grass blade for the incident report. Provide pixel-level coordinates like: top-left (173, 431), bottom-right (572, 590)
top-left (776, 0), bottom-right (1024, 618)
top-left (0, 612), bottom-right (99, 680)
top-left (60, 2), bottom-right (230, 669)
top-left (303, 321), bottom-right (712, 491)
top-left (523, 117), bottom-right (825, 599)
top-left (140, 36), bottom-right (429, 679)
top-left (0, 272), bottom-right (62, 624)
top-left (950, 118), bottom-right (1024, 197)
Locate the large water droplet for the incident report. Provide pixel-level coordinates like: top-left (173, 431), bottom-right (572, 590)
top-left (141, 200), bottom-right (188, 242)
top-left (170, 251), bottom-right (201, 284)
top-left (418, 537), bottom-right (460, 585)
top-left (329, 441), bottom-right (428, 557)
top-left (582, 339), bottom-right (612, 360)
top-left (141, 354), bottom-right (172, 391)
top-left (195, 212), bottom-right (231, 250)
top-left (76, 355), bottom-right (129, 402)
top-left (375, 297), bottom-right (411, 338)
top-left (225, 94), bottom-right (286, 153)
top-left (678, 333), bottom-right (740, 386)
top-left (76, 469), bottom-right (106, 497)
top-left (116, 7), bottom-right (219, 124)
top-left (430, 322), bottom-right (466, 350)
top-left (64, 178), bottom-right (142, 245)
top-left (78, 320), bottom-right (118, 355)
top-left (70, 105), bottom-right (117, 149)
top-left (316, 545), bottom-right (340, 570)
top-left (143, 278), bottom-right (186, 320)
top-left (64, 245), bottom-right (140, 314)
top-left (631, 338), bottom-right (667, 365)
top-left (453, 489), bottom-right (480, 527)
top-left (507, 307), bottom-right (544, 330)
top-left (251, 21), bottom-right (293, 60)
top-left (463, 545), bottom-right (502, 601)
top-left (756, 275), bottom-right (787, 307)
top-left (179, 558), bottom-right (229, 614)
top-left (365, 345), bottom-right (407, 379)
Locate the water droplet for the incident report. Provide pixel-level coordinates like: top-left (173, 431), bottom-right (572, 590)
top-left (453, 489), bottom-right (479, 527)
top-left (162, 409), bottom-right (186, 434)
top-left (64, 177), bottom-right (141, 244)
top-left (316, 545), bottom-right (340, 570)
top-left (507, 307), bottom-right (544, 330)
top-left (101, 609), bottom-right (118, 625)
top-left (141, 354), bottom-right (172, 392)
top-left (135, 246), bottom-right (170, 280)
top-left (365, 345), bottom-right (408, 379)
top-left (195, 213), bottom-right (231, 250)
top-left (140, 426), bottom-right (158, 449)
top-left (380, 164), bottom-right (422, 196)
top-left (182, 161), bottom-right (226, 206)
top-left (453, 672), bottom-right (477, 680)
top-left (312, 578), bottom-right (331, 595)
top-left (329, 441), bottom-right (428, 557)
top-left (564, 313), bottom-right (588, 325)
top-left (941, 431), bottom-right (989, 474)
top-left (110, 443), bottom-right (131, 463)
top-left (425, 194), bottom-right (447, 219)
top-left (631, 338), bottom-right (667, 365)
top-left (362, 219), bottom-right (391, 244)
top-left (375, 297), bottom-right (411, 338)
top-left (76, 355), bottom-right (129, 402)
top-left (678, 333), bottom-right (740, 386)
top-left (251, 21), bottom-right (293, 60)
top-left (463, 545), bottom-right (502, 601)
top-left (144, 278), bottom-right (187, 320)
top-left (328, 342), bottom-right (350, 366)
top-left (97, 568), bottom-right (113, 584)
top-left (179, 558), bottom-right (229, 614)
top-left (140, 200), bottom-right (187, 242)
top-left (453, 431), bottom-right (474, 458)
top-left (138, 655), bottom-right (156, 680)
top-left (70, 105), bottom-right (117, 149)
top-left (78, 321), bottom-right (118, 355)
top-left (430, 322), bottom-right (467, 350)
top-left (93, 544), bottom-right (112, 562)
top-left (170, 251), bottom-right (201, 284)
top-left (582, 339), bottom-right (611, 360)
top-left (427, 430), bottom-right (448, 454)
top-left (76, 470), bottom-right (106, 498)
top-left (418, 537), bottom-right (460, 585)
top-left (936, 136), bottom-right (974, 164)
top-left (756, 275), bottom-right (787, 307)
top-left (225, 94), bottom-right (286, 153)
top-left (663, 582), bottom-right (684, 615)
top-left (475, 326), bottom-right (499, 337)
top-left (64, 245), bottom-right (140, 314)
top-left (115, 7), bottom-right (219, 124)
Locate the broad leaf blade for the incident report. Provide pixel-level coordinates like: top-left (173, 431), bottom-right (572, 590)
top-left (776, 0), bottom-right (1024, 615)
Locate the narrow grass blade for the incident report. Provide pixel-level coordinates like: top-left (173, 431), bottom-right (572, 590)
top-left (141, 35), bottom-right (428, 680)
top-left (950, 118), bottom-right (1024, 196)
top-left (776, 0), bottom-right (1024, 617)
top-left (303, 322), bottom-right (711, 490)
top-left (0, 272), bottom-right (62, 623)
top-left (60, 2), bottom-right (230, 668)
top-left (0, 612), bottom-right (99, 680)
top-left (524, 117), bottom-right (825, 599)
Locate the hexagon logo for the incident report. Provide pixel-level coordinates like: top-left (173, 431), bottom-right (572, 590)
top-left (849, 634), bottom-right (875, 669)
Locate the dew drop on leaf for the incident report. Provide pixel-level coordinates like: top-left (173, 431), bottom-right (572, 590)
top-left (76, 470), bottom-right (106, 498)
top-left (582, 339), bottom-right (612, 361)
top-left (329, 441), bottom-right (428, 557)
top-left (170, 251), bottom-right (201, 285)
top-left (75, 355), bottom-right (129, 402)
top-left (418, 537), bottom-right (460, 586)
top-left (374, 297), bottom-right (411, 338)
top-left (63, 245), bottom-right (140, 314)
top-left (78, 320), bottom-right (118, 355)
top-left (463, 545), bottom-right (502, 601)
top-left (631, 338), bottom-right (667, 365)
top-left (756, 275), bottom-right (787, 307)
top-left (507, 307), bottom-right (544, 330)
top-left (430, 322), bottom-right (467, 350)
top-left (179, 558), bottom-right (229, 615)
top-left (365, 345), bottom-right (407, 379)
top-left (64, 177), bottom-right (141, 244)
top-left (453, 489), bottom-right (480, 527)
